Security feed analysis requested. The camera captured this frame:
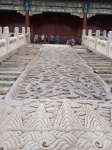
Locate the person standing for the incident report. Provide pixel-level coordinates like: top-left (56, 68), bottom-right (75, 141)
top-left (44, 35), bottom-right (48, 43)
top-left (56, 35), bottom-right (60, 44)
top-left (71, 37), bottom-right (75, 46)
top-left (34, 34), bottom-right (38, 44)
top-left (41, 34), bottom-right (45, 43)
top-left (49, 34), bottom-right (54, 44)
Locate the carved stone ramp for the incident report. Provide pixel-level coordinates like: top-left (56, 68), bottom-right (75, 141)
top-left (74, 45), bottom-right (112, 89)
top-left (0, 44), bottom-right (112, 150)
top-left (0, 45), bottom-right (41, 99)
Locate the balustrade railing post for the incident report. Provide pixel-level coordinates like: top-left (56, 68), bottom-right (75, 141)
top-left (14, 27), bottom-right (19, 48)
top-left (22, 27), bottom-right (26, 44)
top-left (27, 27), bottom-right (31, 43)
top-left (106, 31), bottom-right (112, 57)
top-left (82, 29), bottom-right (86, 45)
top-left (0, 27), bottom-right (2, 39)
top-left (103, 30), bottom-right (107, 40)
top-left (88, 29), bottom-right (92, 48)
top-left (95, 30), bottom-right (100, 53)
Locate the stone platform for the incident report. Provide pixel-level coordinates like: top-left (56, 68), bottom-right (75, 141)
top-left (0, 44), bottom-right (112, 150)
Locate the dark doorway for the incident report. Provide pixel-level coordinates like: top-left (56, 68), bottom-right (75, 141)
top-left (31, 12), bottom-right (82, 43)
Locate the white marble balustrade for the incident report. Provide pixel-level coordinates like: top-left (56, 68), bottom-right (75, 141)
top-left (0, 26), bottom-right (31, 60)
top-left (82, 29), bottom-right (112, 59)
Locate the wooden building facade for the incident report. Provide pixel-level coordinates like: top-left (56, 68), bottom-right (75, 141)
top-left (0, 0), bottom-right (112, 43)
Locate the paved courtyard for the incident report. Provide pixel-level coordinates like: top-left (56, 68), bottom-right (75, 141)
top-left (0, 44), bottom-right (112, 150)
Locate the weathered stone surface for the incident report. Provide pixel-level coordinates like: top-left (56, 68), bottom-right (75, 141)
top-left (0, 44), bottom-right (112, 150)
top-left (74, 45), bottom-right (112, 89)
top-left (6, 44), bottom-right (111, 101)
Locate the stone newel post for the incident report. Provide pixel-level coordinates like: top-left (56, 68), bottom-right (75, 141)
top-left (82, 29), bottom-right (86, 45)
top-left (22, 27), bottom-right (26, 44)
top-left (106, 31), bottom-right (112, 56)
top-left (82, 29), bottom-right (86, 36)
top-left (27, 27), bottom-right (31, 43)
top-left (14, 27), bottom-right (19, 48)
top-left (0, 27), bottom-right (2, 39)
top-left (88, 29), bottom-right (92, 37)
top-left (95, 30), bottom-right (100, 52)
top-left (3, 27), bottom-right (10, 51)
top-left (3, 27), bottom-right (9, 39)
top-left (88, 29), bottom-right (92, 48)
top-left (103, 30), bottom-right (106, 40)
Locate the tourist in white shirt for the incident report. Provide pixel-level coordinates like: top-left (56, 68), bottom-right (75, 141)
top-left (41, 34), bottom-right (45, 43)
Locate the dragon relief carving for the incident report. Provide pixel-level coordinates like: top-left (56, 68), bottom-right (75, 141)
top-left (0, 45), bottom-right (112, 150)
top-left (12, 46), bottom-right (110, 101)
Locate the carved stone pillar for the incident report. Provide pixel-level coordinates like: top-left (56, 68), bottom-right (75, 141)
top-left (82, 13), bottom-right (87, 30)
top-left (82, 29), bottom-right (86, 45)
top-left (88, 29), bottom-right (92, 37)
top-left (106, 31), bottom-right (112, 56)
top-left (103, 30), bottom-right (107, 40)
top-left (25, 11), bottom-right (30, 31)
top-left (22, 27), bottom-right (26, 44)
top-left (82, 29), bottom-right (86, 36)
top-left (27, 27), bottom-right (31, 43)
top-left (0, 27), bottom-right (2, 39)
top-left (3, 26), bottom-right (9, 39)
top-left (95, 30), bottom-right (100, 52)
top-left (14, 27), bottom-right (19, 47)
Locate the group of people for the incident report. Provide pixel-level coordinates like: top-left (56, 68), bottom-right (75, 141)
top-left (66, 37), bottom-right (75, 46)
top-left (34, 34), bottom-right (60, 44)
top-left (34, 34), bottom-right (79, 46)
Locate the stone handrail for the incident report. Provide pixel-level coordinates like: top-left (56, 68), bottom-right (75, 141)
top-left (19, 35), bottom-right (25, 47)
top-left (82, 29), bottom-right (112, 59)
top-left (8, 37), bottom-right (18, 53)
top-left (88, 37), bottom-right (95, 52)
top-left (96, 39), bottom-right (107, 56)
top-left (0, 26), bottom-right (31, 60)
top-left (0, 39), bottom-right (7, 57)
top-left (109, 43), bottom-right (112, 58)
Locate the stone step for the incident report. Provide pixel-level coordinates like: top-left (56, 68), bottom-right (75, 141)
top-left (12, 55), bottom-right (34, 60)
top-left (0, 71), bottom-right (21, 75)
top-left (0, 81), bottom-right (15, 86)
top-left (93, 67), bottom-right (112, 70)
top-left (0, 68), bottom-right (23, 71)
top-left (96, 70), bottom-right (112, 74)
top-left (89, 64), bottom-right (112, 67)
top-left (103, 78), bottom-right (112, 83)
top-left (82, 55), bottom-right (104, 59)
top-left (1, 61), bottom-right (28, 65)
top-left (84, 58), bottom-right (106, 60)
top-left (74, 46), bottom-right (85, 49)
top-left (88, 62), bottom-right (111, 65)
top-left (0, 95), bottom-right (5, 99)
top-left (80, 53), bottom-right (96, 56)
top-left (0, 86), bottom-right (10, 94)
top-left (0, 75), bottom-right (18, 80)
top-left (0, 65), bottom-right (26, 68)
top-left (99, 74), bottom-right (112, 77)
top-left (4, 59), bottom-right (30, 63)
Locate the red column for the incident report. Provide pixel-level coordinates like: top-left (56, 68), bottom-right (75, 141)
top-left (25, 11), bottom-right (30, 31)
top-left (82, 13), bottom-right (87, 30)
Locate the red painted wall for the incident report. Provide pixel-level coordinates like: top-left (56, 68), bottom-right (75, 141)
top-left (30, 13), bottom-right (82, 43)
top-left (0, 11), bottom-right (112, 43)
